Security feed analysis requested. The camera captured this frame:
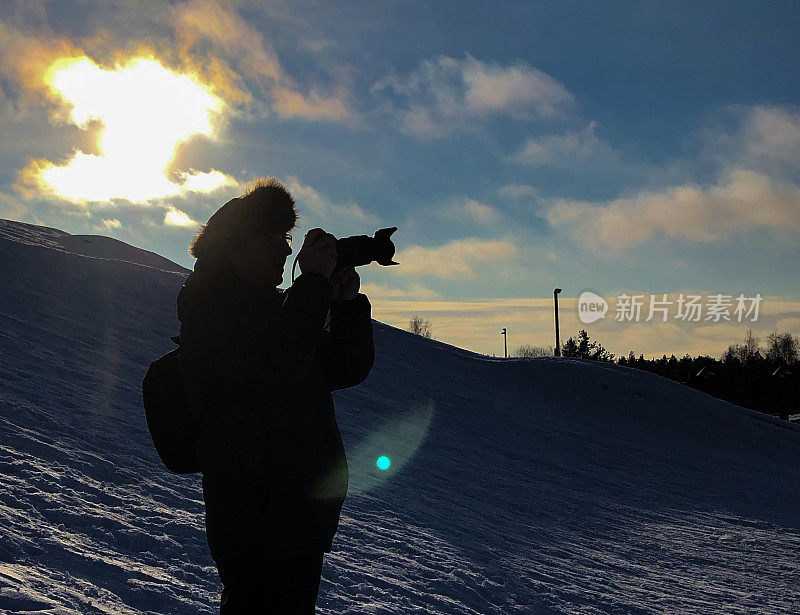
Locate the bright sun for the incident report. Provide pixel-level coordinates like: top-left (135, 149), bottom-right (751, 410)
top-left (37, 56), bottom-right (229, 203)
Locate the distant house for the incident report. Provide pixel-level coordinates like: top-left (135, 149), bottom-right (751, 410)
top-left (771, 365), bottom-right (792, 379)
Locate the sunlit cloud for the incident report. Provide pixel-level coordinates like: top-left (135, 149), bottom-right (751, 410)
top-left (535, 104), bottom-right (800, 253)
top-left (99, 218), bottom-right (121, 230)
top-left (271, 85), bottom-right (351, 122)
top-left (173, 0), bottom-right (355, 122)
top-left (21, 56), bottom-right (234, 205)
top-left (1, 3), bottom-right (355, 125)
top-left (163, 205), bottom-right (199, 228)
top-left (179, 169), bottom-right (234, 193)
top-left (547, 168), bottom-right (800, 251)
top-left (371, 296), bottom-right (556, 355)
top-left (369, 294), bottom-right (800, 358)
top-left (0, 22), bottom-right (83, 104)
top-left (392, 237), bottom-right (518, 279)
top-left (360, 282), bottom-right (443, 301)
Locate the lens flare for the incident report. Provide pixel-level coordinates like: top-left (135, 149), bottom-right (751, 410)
top-left (35, 56), bottom-right (231, 204)
top-left (337, 399), bottom-right (435, 497)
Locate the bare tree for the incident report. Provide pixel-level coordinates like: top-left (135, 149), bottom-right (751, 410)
top-left (408, 315), bottom-right (432, 338)
top-left (512, 344), bottom-right (552, 358)
top-left (766, 331), bottom-right (799, 365)
top-left (722, 329), bottom-right (763, 365)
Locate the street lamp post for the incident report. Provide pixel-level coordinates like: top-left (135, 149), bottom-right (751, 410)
top-left (501, 327), bottom-right (507, 358)
top-left (553, 288), bottom-right (562, 357)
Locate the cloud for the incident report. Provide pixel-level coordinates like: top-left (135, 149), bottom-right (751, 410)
top-left (172, 0), bottom-right (355, 122)
top-left (173, 0), bottom-right (283, 83)
top-left (178, 169), bottom-right (239, 193)
top-left (98, 218), bottom-right (121, 230)
top-left (163, 205), bottom-right (199, 228)
top-left (439, 198), bottom-right (499, 225)
top-left (462, 56), bottom-right (571, 118)
top-left (16, 151), bottom-right (240, 207)
top-left (270, 84), bottom-right (351, 122)
top-left (509, 121), bottom-right (619, 167)
top-left (776, 317), bottom-right (800, 332)
top-left (360, 282), bottom-right (443, 301)
top-left (392, 237), bottom-right (518, 279)
top-left (0, 22), bottom-right (84, 109)
top-left (283, 176), bottom-right (378, 228)
top-left (542, 106), bottom-right (800, 252)
top-left (498, 184), bottom-right (539, 200)
top-left (0, 2), bottom-right (355, 125)
top-left (742, 106), bottom-right (800, 161)
top-left (10, 55), bottom-right (242, 206)
top-left (704, 106), bottom-right (800, 180)
top-left (368, 295), bottom-right (556, 355)
top-left (0, 2), bottom-right (358, 219)
top-left (546, 168), bottom-right (800, 251)
top-left (367, 291), bottom-right (800, 358)
top-left (0, 191), bottom-right (27, 219)
top-left (372, 54), bottom-right (573, 137)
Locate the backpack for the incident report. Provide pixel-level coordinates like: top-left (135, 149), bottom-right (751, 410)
top-left (141, 336), bottom-right (200, 474)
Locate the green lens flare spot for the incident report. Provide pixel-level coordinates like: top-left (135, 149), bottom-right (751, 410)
top-left (376, 456), bottom-right (391, 470)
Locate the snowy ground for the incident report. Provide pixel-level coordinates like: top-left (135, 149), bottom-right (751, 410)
top-left (1, 218), bottom-right (799, 614)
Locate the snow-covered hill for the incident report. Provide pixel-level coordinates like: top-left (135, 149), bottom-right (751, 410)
top-left (1, 218), bottom-right (798, 614)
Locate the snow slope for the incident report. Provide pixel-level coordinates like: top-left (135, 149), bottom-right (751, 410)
top-left (1, 218), bottom-right (798, 614)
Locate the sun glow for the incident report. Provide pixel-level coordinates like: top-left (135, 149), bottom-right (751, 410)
top-left (36, 56), bottom-right (230, 203)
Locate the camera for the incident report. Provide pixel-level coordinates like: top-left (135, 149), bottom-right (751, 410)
top-left (291, 227), bottom-right (398, 282)
top-left (335, 227), bottom-right (398, 268)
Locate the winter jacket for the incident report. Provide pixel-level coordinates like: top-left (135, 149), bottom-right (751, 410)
top-left (176, 259), bottom-right (374, 563)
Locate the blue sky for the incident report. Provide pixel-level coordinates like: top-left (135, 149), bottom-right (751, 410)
top-left (1, 0), bottom-right (799, 357)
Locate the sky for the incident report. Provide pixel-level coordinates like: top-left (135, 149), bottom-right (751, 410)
top-left (1, 0), bottom-right (799, 358)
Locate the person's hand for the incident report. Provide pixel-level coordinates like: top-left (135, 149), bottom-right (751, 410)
top-left (331, 265), bottom-right (360, 301)
top-left (298, 228), bottom-right (337, 279)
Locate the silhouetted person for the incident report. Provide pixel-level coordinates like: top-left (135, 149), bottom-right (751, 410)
top-left (177, 178), bottom-right (375, 613)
